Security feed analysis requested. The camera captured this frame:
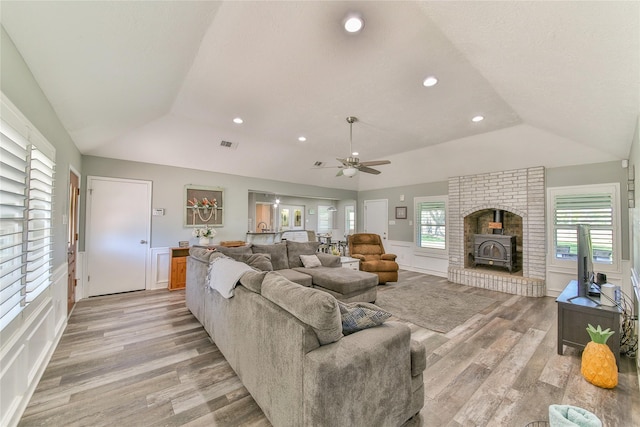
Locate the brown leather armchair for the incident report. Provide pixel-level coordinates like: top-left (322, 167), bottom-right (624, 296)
top-left (347, 233), bottom-right (398, 284)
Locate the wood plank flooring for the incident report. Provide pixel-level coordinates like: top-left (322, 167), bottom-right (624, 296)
top-left (20, 271), bottom-right (639, 426)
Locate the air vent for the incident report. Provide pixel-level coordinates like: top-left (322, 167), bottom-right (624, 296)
top-left (220, 140), bottom-right (239, 150)
top-left (314, 161), bottom-right (324, 167)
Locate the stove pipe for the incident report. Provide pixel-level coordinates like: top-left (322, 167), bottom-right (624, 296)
top-left (493, 210), bottom-right (504, 234)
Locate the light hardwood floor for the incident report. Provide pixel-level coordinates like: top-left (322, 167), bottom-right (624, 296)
top-left (20, 271), bottom-right (639, 426)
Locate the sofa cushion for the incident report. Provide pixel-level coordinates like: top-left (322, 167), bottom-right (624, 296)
top-left (239, 270), bottom-right (269, 294)
top-left (189, 246), bottom-right (216, 262)
top-left (293, 266), bottom-right (378, 294)
top-left (235, 253), bottom-right (274, 271)
top-left (316, 253), bottom-right (341, 268)
top-left (300, 254), bottom-right (321, 268)
top-left (276, 269), bottom-right (313, 287)
top-left (286, 240), bottom-right (321, 268)
top-left (261, 271), bottom-right (342, 345)
top-left (252, 243), bottom-right (289, 270)
top-left (337, 301), bottom-right (391, 335)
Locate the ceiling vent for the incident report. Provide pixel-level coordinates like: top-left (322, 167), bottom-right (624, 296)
top-left (220, 140), bottom-right (239, 150)
top-left (314, 161), bottom-right (324, 167)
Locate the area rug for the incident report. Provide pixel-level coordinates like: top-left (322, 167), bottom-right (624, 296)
top-left (375, 281), bottom-right (498, 333)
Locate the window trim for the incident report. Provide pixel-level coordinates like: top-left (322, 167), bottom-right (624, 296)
top-left (547, 183), bottom-right (621, 274)
top-left (413, 195), bottom-right (448, 257)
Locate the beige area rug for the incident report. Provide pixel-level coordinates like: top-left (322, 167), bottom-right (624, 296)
top-left (375, 276), bottom-right (499, 333)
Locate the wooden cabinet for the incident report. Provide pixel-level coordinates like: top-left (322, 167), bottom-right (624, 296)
top-left (169, 247), bottom-right (190, 290)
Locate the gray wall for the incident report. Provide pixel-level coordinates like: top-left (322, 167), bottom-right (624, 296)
top-left (357, 162), bottom-right (630, 260)
top-left (1, 26), bottom-right (83, 267)
top-left (81, 156), bottom-right (356, 249)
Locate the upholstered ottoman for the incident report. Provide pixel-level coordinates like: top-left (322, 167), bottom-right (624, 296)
top-left (293, 266), bottom-right (378, 303)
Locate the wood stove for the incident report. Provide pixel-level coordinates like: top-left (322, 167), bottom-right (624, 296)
top-left (473, 234), bottom-right (517, 273)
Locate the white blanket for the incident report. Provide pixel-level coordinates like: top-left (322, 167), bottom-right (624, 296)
top-left (207, 256), bottom-right (253, 298)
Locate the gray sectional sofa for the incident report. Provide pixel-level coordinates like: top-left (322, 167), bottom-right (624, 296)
top-left (186, 247), bottom-right (426, 427)
top-left (208, 240), bottom-right (379, 303)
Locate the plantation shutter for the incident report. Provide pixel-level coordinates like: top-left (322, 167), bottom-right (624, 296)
top-left (554, 193), bottom-right (613, 262)
top-left (0, 119), bottom-right (29, 329)
top-left (0, 97), bottom-right (56, 331)
top-left (416, 200), bottom-right (446, 249)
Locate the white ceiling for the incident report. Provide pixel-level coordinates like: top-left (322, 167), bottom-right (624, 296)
top-left (1, 1), bottom-right (638, 191)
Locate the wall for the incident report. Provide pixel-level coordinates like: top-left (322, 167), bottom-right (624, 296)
top-left (0, 26), bottom-right (82, 427)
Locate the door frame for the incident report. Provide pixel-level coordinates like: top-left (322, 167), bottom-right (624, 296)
top-left (67, 166), bottom-right (81, 313)
top-left (86, 176), bottom-right (152, 294)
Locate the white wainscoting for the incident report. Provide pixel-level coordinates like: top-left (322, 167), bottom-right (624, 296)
top-left (387, 240), bottom-right (449, 278)
top-left (546, 259), bottom-right (631, 299)
top-left (0, 263), bottom-right (68, 427)
top-left (150, 247), bottom-right (171, 290)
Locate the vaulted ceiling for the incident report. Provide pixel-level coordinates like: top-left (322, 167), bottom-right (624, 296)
top-left (1, 1), bottom-right (638, 191)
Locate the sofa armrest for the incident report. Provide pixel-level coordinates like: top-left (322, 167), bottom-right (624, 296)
top-left (350, 254), bottom-right (366, 261)
top-left (316, 253), bottom-right (341, 268)
top-left (380, 253), bottom-right (397, 261)
top-left (410, 339), bottom-right (426, 376)
top-left (303, 321), bottom-right (413, 425)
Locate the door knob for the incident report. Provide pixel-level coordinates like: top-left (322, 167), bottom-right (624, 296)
top-left (140, 240), bottom-right (148, 244)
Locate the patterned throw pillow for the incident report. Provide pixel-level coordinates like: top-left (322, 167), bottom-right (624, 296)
top-left (337, 301), bottom-right (392, 335)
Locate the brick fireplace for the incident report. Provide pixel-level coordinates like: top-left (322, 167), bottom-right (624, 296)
top-left (448, 167), bottom-right (546, 297)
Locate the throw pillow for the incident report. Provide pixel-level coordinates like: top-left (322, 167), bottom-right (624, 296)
top-left (337, 301), bottom-right (392, 335)
top-left (251, 243), bottom-right (289, 270)
top-left (235, 253), bottom-right (274, 271)
top-left (286, 240), bottom-right (321, 268)
top-left (300, 254), bottom-right (322, 268)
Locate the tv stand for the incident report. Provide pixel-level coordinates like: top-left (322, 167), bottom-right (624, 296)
top-left (556, 280), bottom-right (621, 369)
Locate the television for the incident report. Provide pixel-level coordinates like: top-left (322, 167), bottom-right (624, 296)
top-left (570, 224), bottom-right (599, 304)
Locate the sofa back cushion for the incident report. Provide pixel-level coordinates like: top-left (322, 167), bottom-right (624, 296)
top-left (234, 253), bottom-right (274, 271)
top-left (261, 272), bottom-right (342, 345)
top-left (212, 244), bottom-right (253, 259)
top-left (286, 240), bottom-right (321, 268)
top-left (252, 243), bottom-right (289, 270)
top-left (189, 246), bottom-right (216, 262)
top-left (239, 270), bottom-right (269, 293)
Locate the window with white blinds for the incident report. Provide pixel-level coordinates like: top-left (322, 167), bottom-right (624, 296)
top-left (317, 206), bottom-right (331, 233)
top-left (550, 185), bottom-right (618, 268)
top-left (415, 197), bottom-right (446, 250)
top-left (0, 98), bottom-right (55, 331)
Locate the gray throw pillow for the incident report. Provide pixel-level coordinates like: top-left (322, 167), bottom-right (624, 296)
top-left (252, 243), bottom-right (289, 270)
top-left (337, 301), bottom-right (391, 335)
top-left (286, 240), bottom-right (321, 268)
top-left (235, 253), bottom-right (273, 271)
top-left (300, 254), bottom-right (321, 268)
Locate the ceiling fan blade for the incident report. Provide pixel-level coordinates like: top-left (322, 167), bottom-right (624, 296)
top-left (336, 158), bottom-right (350, 166)
top-left (336, 169), bottom-right (344, 177)
top-left (358, 166), bottom-right (382, 175)
top-left (359, 160), bottom-right (390, 167)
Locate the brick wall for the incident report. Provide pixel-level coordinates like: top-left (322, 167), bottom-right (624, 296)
top-left (448, 167), bottom-right (546, 296)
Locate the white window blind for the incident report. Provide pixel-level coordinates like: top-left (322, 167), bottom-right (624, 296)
top-left (416, 198), bottom-right (446, 250)
top-left (318, 206), bottom-right (331, 233)
top-left (553, 192), bottom-right (614, 264)
top-left (0, 98), bottom-right (55, 331)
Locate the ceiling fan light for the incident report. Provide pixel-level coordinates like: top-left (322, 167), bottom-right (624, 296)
top-left (343, 167), bottom-right (358, 177)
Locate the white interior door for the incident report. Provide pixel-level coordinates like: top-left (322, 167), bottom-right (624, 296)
top-left (86, 176), bottom-right (151, 297)
top-left (364, 199), bottom-right (389, 251)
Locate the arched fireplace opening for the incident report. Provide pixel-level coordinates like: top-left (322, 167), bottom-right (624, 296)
top-left (464, 209), bottom-right (523, 274)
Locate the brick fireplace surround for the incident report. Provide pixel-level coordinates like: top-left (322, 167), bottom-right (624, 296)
top-left (448, 167), bottom-right (546, 297)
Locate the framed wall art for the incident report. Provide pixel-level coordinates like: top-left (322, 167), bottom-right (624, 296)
top-left (395, 206), bottom-right (407, 219)
top-left (184, 185), bottom-right (224, 227)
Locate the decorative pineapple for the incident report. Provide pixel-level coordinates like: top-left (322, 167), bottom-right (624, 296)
top-left (581, 324), bottom-right (618, 389)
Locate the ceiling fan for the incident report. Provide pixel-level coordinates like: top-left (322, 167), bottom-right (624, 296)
top-left (332, 116), bottom-right (391, 177)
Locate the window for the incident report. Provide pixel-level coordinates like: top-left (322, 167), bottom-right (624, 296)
top-left (317, 205), bottom-right (332, 234)
top-left (345, 205), bottom-right (355, 235)
top-left (1, 96), bottom-right (55, 331)
top-left (415, 196), bottom-right (446, 250)
top-left (549, 184), bottom-right (619, 270)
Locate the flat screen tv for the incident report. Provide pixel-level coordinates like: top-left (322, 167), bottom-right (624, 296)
top-left (570, 224), bottom-right (599, 304)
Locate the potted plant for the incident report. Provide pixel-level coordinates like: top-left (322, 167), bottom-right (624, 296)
top-left (192, 225), bottom-right (216, 245)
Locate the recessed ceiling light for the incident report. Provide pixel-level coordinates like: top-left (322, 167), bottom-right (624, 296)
top-left (298, 136), bottom-right (307, 142)
top-left (471, 115), bottom-right (484, 123)
top-left (233, 117), bottom-right (243, 124)
top-left (344, 14), bottom-right (364, 33)
top-left (423, 76), bottom-right (438, 87)
top-left (352, 151), bottom-right (359, 156)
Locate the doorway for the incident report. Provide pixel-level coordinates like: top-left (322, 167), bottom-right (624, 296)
top-left (86, 177), bottom-right (151, 297)
top-left (364, 199), bottom-right (389, 251)
top-left (67, 170), bottom-right (80, 314)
